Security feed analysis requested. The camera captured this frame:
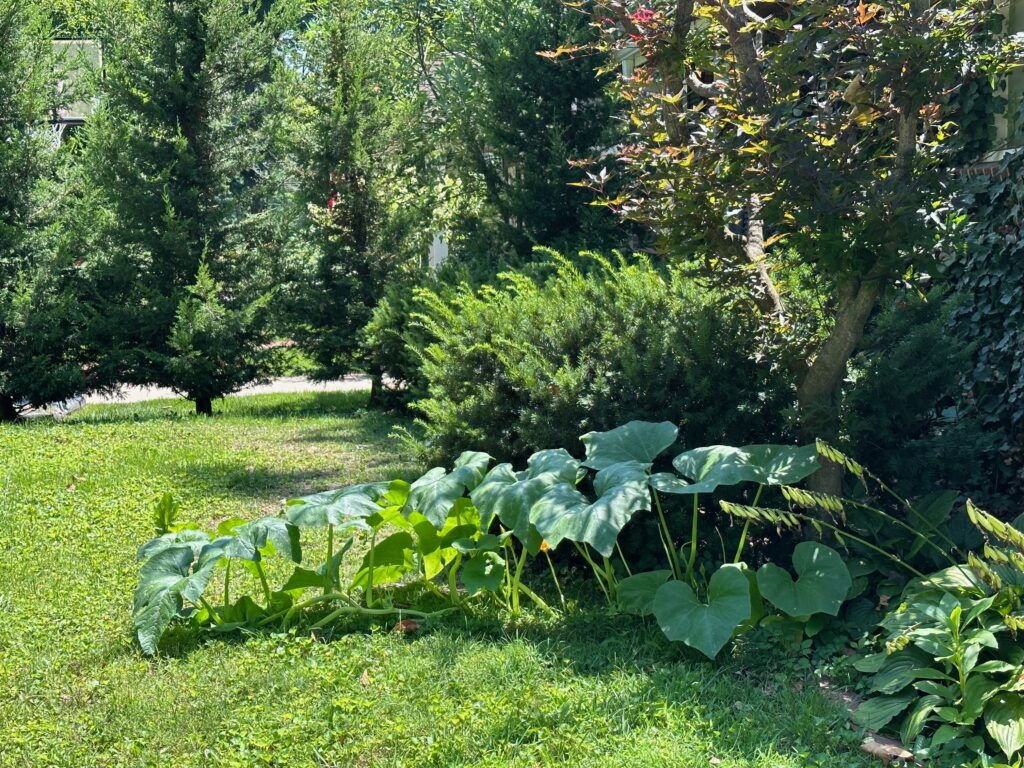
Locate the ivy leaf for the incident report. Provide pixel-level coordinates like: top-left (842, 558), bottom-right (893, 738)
top-left (530, 461), bottom-right (650, 557)
top-left (461, 551), bottom-right (507, 595)
top-left (407, 451), bottom-right (493, 528)
top-left (986, 692), bottom-right (1024, 759)
top-left (470, 449), bottom-right (581, 553)
top-left (756, 542), bottom-right (851, 617)
top-left (617, 569), bottom-right (672, 616)
top-left (581, 421), bottom-right (678, 470)
top-left (652, 565), bottom-right (753, 659)
top-left (285, 483), bottom-right (387, 528)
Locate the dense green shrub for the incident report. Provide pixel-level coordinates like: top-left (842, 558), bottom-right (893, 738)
top-left (844, 292), bottom-right (999, 501)
top-left (410, 252), bottom-right (792, 462)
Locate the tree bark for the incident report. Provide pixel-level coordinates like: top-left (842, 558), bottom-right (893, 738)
top-left (0, 394), bottom-right (18, 423)
top-left (195, 396), bottom-right (213, 417)
top-left (743, 194), bottom-right (786, 318)
top-left (797, 277), bottom-right (883, 493)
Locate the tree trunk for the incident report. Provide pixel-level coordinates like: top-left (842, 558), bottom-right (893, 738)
top-left (797, 277), bottom-right (883, 494)
top-left (195, 396), bottom-right (213, 417)
top-left (0, 394), bottom-right (18, 422)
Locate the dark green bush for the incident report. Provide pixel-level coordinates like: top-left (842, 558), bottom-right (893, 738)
top-left (410, 251), bottom-right (792, 462)
top-left (843, 291), bottom-right (1000, 502)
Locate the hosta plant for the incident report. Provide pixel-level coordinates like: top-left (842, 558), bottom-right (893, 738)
top-left (852, 502), bottom-right (1024, 766)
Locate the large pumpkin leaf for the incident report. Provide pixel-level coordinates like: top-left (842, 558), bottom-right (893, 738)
top-left (285, 483), bottom-right (387, 528)
top-left (617, 569), bottom-right (672, 616)
top-left (530, 461), bottom-right (650, 557)
top-left (133, 540), bottom-right (227, 655)
top-left (470, 449), bottom-right (581, 553)
top-left (581, 421), bottom-right (678, 470)
top-left (137, 529), bottom-right (211, 561)
top-left (655, 444), bottom-right (819, 495)
top-left (757, 542), bottom-right (851, 617)
top-left (986, 692), bottom-right (1024, 759)
top-left (351, 531), bottom-right (415, 590)
top-left (406, 451), bottom-right (492, 528)
top-left (226, 516), bottom-right (302, 564)
top-left (653, 565), bottom-right (752, 659)
top-left (461, 551), bottom-right (507, 595)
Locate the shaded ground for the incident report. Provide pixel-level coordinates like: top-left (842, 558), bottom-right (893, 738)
top-left (0, 391), bottom-right (868, 767)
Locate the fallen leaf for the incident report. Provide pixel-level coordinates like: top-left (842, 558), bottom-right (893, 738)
top-left (359, 669), bottom-right (370, 687)
top-left (392, 619), bottom-right (421, 634)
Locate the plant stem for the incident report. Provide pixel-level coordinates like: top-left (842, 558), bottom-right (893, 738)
top-left (324, 524), bottom-right (335, 594)
top-left (652, 490), bottom-right (683, 580)
top-left (255, 561), bottom-right (273, 607)
top-left (573, 542), bottom-right (611, 603)
top-left (510, 543), bottom-right (528, 614)
top-left (686, 494), bottom-right (700, 581)
top-left (734, 485), bottom-right (763, 563)
top-left (602, 556), bottom-right (618, 601)
top-left (366, 529), bottom-right (377, 608)
top-left (223, 560), bottom-right (232, 607)
top-left (615, 541), bottom-right (633, 577)
top-left (448, 553), bottom-right (463, 606)
top-left (516, 582), bottom-right (557, 617)
top-left (544, 550), bottom-right (565, 608)
top-left (198, 596), bottom-right (222, 626)
top-left (311, 604), bottom-right (454, 630)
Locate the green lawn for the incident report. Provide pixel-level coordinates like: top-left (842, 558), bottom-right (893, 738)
top-left (0, 392), bottom-right (867, 767)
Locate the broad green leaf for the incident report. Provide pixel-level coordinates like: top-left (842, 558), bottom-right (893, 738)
top-left (227, 516), bottom-right (302, 563)
top-left (617, 570), bottom-right (672, 616)
top-left (461, 551), bottom-right (507, 595)
top-left (652, 566), bottom-right (752, 659)
top-left (530, 461), bottom-right (650, 557)
top-left (406, 451), bottom-right (492, 528)
top-left (660, 444), bottom-right (819, 495)
top-left (852, 693), bottom-right (916, 731)
top-left (470, 449), bottom-right (581, 553)
top-left (756, 542), bottom-right (851, 617)
top-left (137, 529), bottom-right (211, 561)
top-left (986, 692), bottom-right (1024, 759)
top-left (351, 532), bottom-right (415, 590)
top-left (133, 540), bottom-right (225, 655)
top-left (285, 483), bottom-right (387, 528)
top-left (870, 651), bottom-right (930, 694)
top-left (581, 421), bottom-right (678, 470)
top-left (961, 674), bottom-right (1001, 722)
top-left (901, 694), bottom-right (944, 744)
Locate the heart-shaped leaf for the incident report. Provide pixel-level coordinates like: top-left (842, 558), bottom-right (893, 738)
top-left (285, 482), bottom-right (387, 528)
top-left (137, 529), bottom-right (211, 561)
top-left (351, 531), bottom-right (415, 590)
top-left (757, 541), bottom-right (851, 617)
top-left (654, 444), bottom-right (819, 495)
top-left (470, 449), bottom-right (581, 553)
top-left (530, 461), bottom-right (650, 557)
top-left (461, 551), bottom-right (507, 595)
top-left (652, 565), bottom-right (753, 659)
top-left (617, 569), bottom-right (672, 616)
top-left (986, 692), bottom-right (1024, 759)
top-left (226, 516), bottom-right (302, 564)
top-left (581, 421), bottom-right (678, 470)
top-left (133, 540), bottom-right (227, 655)
top-left (406, 451), bottom-right (492, 528)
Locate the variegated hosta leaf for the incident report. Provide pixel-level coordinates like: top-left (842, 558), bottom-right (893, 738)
top-left (470, 449), bottom-right (581, 553)
top-left (406, 451), bottom-right (493, 528)
top-left (529, 461), bottom-right (650, 557)
top-left (580, 421), bottom-right (678, 470)
top-left (657, 443), bottom-right (819, 495)
top-left (285, 482), bottom-right (388, 529)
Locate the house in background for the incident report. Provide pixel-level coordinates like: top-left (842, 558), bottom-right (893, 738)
top-left (51, 39), bottom-right (101, 142)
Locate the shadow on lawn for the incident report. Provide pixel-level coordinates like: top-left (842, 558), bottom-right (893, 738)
top-left (68, 390), bottom-right (373, 425)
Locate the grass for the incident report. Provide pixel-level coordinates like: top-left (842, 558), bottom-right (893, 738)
top-left (0, 391), bottom-right (868, 767)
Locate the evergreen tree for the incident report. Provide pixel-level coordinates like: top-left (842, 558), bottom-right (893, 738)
top-left (0, 0), bottom-right (88, 420)
top-left (82, 0), bottom-right (298, 414)
top-left (277, 1), bottom-right (427, 380)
